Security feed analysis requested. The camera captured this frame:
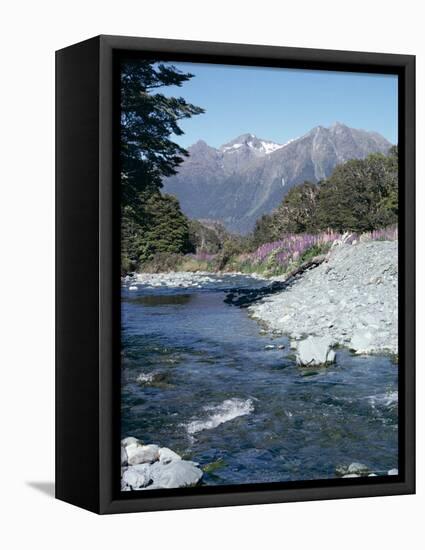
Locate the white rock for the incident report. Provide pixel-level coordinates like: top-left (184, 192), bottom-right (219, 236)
top-left (121, 465), bottom-right (150, 490)
top-left (342, 474), bottom-right (360, 478)
top-left (368, 473), bottom-right (378, 477)
top-left (121, 436), bottom-right (140, 448)
top-left (348, 462), bottom-right (370, 475)
top-left (158, 447), bottom-right (182, 465)
top-left (149, 460), bottom-right (203, 489)
top-left (121, 446), bottom-right (128, 466)
top-left (136, 372), bottom-right (154, 384)
top-left (126, 443), bottom-right (160, 466)
top-left (128, 285), bottom-right (138, 291)
top-left (350, 330), bottom-right (375, 354)
top-left (296, 336), bottom-right (335, 366)
top-left (388, 468), bottom-right (399, 476)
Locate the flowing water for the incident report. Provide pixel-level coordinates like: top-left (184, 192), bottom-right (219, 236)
top-left (121, 273), bottom-right (398, 485)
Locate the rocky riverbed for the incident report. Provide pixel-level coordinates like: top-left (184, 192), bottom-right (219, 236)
top-left (123, 270), bottom-right (267, 290)
top-left (250, 240), bottom-right (398, 357)
top-left (121, 268), bottom-right (398, 488)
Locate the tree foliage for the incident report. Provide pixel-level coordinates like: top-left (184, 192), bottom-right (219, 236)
top-left (122, 191), bottom-right (196, 273)
top-left (187, 220), bottom-right (227, 254)
top-left (251, 148), bottom-right (398, 246)
top-left (316, 148), bottom-right (398, 232)
top-left (120, 60), bottom-right (204, 272)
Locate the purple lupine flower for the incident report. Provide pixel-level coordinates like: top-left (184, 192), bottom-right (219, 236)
top-left (248, 230), bottom-right (343, 271)
top-left (248, 225), bottom-right (397, 273)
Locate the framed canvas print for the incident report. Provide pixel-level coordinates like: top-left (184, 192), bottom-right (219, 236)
top-left (56, 35), bottom-right (415, 514)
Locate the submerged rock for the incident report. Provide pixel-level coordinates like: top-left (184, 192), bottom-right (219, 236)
top-left (347, 462), bottom-right (370, 475)
top-left (136, 371), bottom-right (172, 388)
top-left (336, 462), bottom-right (371, 477)
top-left (296, 336), bottom-right (335, 367)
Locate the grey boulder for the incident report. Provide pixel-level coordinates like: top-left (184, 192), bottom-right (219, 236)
top-left (158, 447), bottom-right (182, 465)
top-left (350, 330), bottom-right (375, 354)
top-left (121, 464), bottom-right (150, 490)
top-left (149, 460), bottom-right (203, 489)
top-left (296, 336), bottom-right (335, 367)
top-left (121, 437), bottom-right (160, 465)
top-left (347, 462), bottom-right (370, 475)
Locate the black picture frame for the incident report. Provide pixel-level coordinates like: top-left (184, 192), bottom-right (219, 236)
top-left (56, 35), bottom-right (415, 514)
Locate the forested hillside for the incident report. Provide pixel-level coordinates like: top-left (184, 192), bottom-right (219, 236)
top-left (251, 147), bottom-right (398, 247)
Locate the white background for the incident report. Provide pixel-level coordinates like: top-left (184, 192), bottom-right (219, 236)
top-left (0, 1), bottom-right (422, 548)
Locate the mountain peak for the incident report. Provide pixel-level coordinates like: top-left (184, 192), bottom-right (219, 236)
top-left (220, 133), bottom-right (283, 155)
top-left (330, 121), bottom-right (350, 131)
top-left (236, 132), bottom-right (257, 141)
top-left (189, 139), bottom-right (215, 153)
top-left (165, 123), bottom-right (392, 234)
top-left (190, 139), bottom-right (209, 148)
top-left (302, 122), bottom-right (351, 139)
top-left (220, 133), bottom-right (257, 149)
top-left (331, 121), bottom-right (346, 127)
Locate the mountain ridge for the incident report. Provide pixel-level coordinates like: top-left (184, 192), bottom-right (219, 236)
top-left (162, 123), bottom-right (393, 234)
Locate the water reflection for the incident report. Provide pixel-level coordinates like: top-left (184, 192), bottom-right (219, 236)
top-left (128, 293), bottom-right (193, 307)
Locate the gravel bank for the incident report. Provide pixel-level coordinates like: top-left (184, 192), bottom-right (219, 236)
top-left (123, 271), bottom-right (267, 289)
top-left (249, 240), bottom-right (398, 355)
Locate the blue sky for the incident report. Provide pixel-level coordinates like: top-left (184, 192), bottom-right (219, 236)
top-left (158, 62), bottom-right (398, 148)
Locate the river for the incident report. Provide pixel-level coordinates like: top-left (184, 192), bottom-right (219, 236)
top-left (121, 273), bottom-right (398, 485)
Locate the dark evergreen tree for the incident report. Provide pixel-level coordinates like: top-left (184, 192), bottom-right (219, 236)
top-left (187, 219), bottom-right (227, 254)
top-left (316, 148), bottom-right (398, 233)
top-left (120, 59), bottom-right (204, 271)
top-left (248, 148), bottom-right (398, 248)
top-left (141, 193), bottom-right (193, 259)
top-left (251, 213), bottom-right (276, 248)
top-left (271, 181), bottom-right (320, 235)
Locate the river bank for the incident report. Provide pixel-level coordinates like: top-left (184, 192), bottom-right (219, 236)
top-left (123, 238), bottom-right (398, 357)
top-left (249, 240), bottom-right (398, 356)
top-left (123, 270), bottom-right (267, 290)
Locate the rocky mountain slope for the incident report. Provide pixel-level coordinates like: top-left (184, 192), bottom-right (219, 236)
top-left (162, 123), bottom-right (392, 234)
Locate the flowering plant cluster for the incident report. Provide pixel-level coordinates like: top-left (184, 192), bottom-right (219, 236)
top-left (250, 231), bottom-right (341, 268)
top-left (248, 225), bottom-right (398, 273)
top-left (362, 225), bottom-right (398, 242)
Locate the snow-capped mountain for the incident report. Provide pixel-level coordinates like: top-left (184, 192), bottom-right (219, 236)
top-left (215, 133), bottom-right (288, 174)
top-left (162, 123), bottom-right (392, 234)
top-left (220, 133), bottom-right (285, 156)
